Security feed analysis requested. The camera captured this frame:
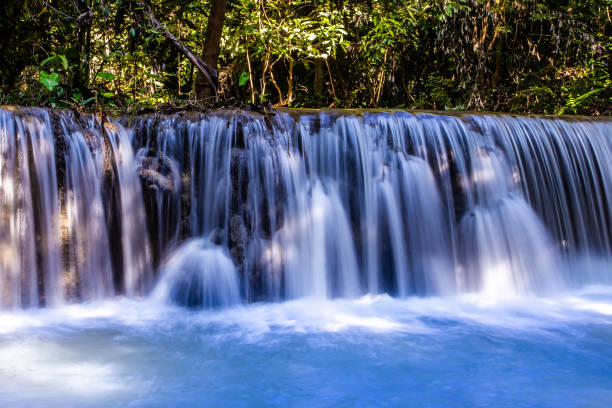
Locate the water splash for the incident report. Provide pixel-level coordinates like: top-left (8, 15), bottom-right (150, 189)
top-left (152, 238), bottom-right (241, 308)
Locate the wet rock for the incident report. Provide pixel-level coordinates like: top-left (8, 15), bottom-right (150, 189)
top-left (230, 148), bottom-right (248, 215)
top-left (138, 154), bottom-right (181, 267)
top-left (138, 155), bottom-right (179, 193)
top-left (180, 173), bottom-right (192, 239)
top-left (229, 215), bottom-right (247, 269)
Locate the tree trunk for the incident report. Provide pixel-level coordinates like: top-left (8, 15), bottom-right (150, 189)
top-left (195, 0), bottom-right (228, 101)
top-left (0, 0), bottom-right (27, 87)
top-left (74, 0), bottom-right (93, 93)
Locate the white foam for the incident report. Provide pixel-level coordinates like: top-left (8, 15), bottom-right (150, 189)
top-left (0, 287), bottom-right (610, 338)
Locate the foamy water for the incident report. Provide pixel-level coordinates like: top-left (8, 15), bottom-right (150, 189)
top-left (1, 287), bottom-right (611, 407)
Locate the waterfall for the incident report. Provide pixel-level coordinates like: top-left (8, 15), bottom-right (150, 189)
top-left (0, 107), bottom-right (610, 308)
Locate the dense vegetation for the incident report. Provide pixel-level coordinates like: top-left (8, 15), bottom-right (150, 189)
top-left (1, 0), bottom-right (610, 114)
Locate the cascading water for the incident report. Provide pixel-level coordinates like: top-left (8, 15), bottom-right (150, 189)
top-left (1, 106), bottom-right (611, 408)
top-left (0, 107), bottom-right (611, 308)
top-left (60, 114), bottom-right (114, 301)
top-left (0, 108), bottom-right (58, 308)
top-left (136, 110), bottom-right (610, 303)
top-left (104, 122), bottom-right (153, 296)
top-left (0, 108), bottom-right (153, 308)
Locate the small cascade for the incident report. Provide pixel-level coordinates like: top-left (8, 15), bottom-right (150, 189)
top-left (452, 138), bottom-right (559, 296)
top-left (152, 238), bottom-right (241, 308)
top-left (0, 108), bottom-right (152, 307)
top-left (0, 109), bottom-right (57, 308)
top-left (60, 114), bottom-right (114, 301)
top-left (276, 180), bottom-right (361, 299)
top-left (389, 156), bottom-right (454, 296)
top-left (0, 106), bottom-right (611, 308)
top-left (458, 197), bottom-right (559, 296)
top-left (104, 122), bottom-right (153, 296)
top-left (477, 117), bottom-right (612, 273)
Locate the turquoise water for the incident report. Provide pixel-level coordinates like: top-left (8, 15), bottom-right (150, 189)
top-left (1, 287), bottom-right (611, 408)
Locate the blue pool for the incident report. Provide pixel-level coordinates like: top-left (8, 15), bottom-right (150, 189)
top-left (1, 287), bottom-right (611, 407)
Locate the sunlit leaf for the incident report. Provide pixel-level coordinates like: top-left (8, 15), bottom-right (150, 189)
top-left (238, 72), bottom-right (249, 87)
top-left (97, 72), bottom-right (116, 82)
top-left (39, 71), bottom-right (59, 92)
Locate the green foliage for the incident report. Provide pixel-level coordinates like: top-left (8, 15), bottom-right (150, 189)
top-left (96, 72), bottom-right (116, 82)
top-left (0, 0), bottom-right (609, 114)
top-left (41, 55), bottom-right (68, 71)
top-left (39, 71), bottom-right (59, 92)
top-left (71, 92), bottom-right (96, 106)
top-left (238, 72), bottom-right (249, 87)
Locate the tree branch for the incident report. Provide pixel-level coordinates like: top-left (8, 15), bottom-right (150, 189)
top-left (134, 0), bottom-right (219, 100)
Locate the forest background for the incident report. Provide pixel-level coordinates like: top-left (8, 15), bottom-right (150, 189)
top-left (1, 0), bottom-right (610, 115)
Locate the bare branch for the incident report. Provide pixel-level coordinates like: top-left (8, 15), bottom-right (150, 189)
top-left (133, 0), bottom-right (219, 100)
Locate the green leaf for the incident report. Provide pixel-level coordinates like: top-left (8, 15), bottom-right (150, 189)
top-left (143, 71), bottom-right (165, 81)
top-left (39, 71), bottom-right (59, 92)
top-left (80, 96), bottom-right (96, 105)
top-left (101, 92), bottom-right (114, 98)
top-left (131, 28), bottom-right (136, 37)
top-left (40, 56), bottom-right (56, 66)
top-left (58, 55), bottom-right (68, 70)
top-left (238, 71), bottom-right (249, 87)
top-left (96, 72), bottom-right (115, 82)
top-left (41, 55), bottom-right (68, 70)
